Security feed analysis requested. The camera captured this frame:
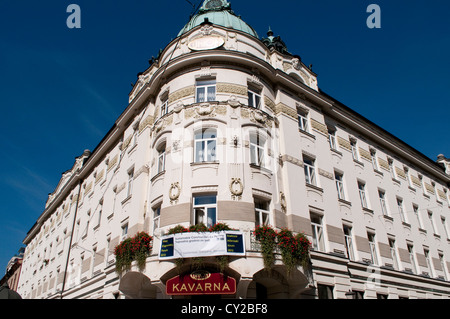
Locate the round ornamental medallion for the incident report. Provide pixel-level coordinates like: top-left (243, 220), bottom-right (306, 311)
top-left (230, 178), bottom-right (243, 199)
top-left (169, 182), bottom-right (181, 203)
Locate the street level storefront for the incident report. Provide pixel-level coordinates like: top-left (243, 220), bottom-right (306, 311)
top-left (117, 228), bottom-right (314, 299)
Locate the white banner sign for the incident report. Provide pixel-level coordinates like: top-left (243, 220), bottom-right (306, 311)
top-left (159, 231), bottom-right (245, 260)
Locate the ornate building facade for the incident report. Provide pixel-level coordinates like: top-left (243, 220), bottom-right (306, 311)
top-left (18, 0), bottom-right (450, 299)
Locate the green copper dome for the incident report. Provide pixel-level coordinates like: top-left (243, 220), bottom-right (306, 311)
top-left (178, 0), bottom-right (258, 38)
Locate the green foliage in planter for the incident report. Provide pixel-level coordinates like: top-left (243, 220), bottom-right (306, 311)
top-left (253, 226), bottom-right (311, 275)
top-left (167, 225), bottom-right (189, 234)
top-left (189, 223), bottom-right (208, 232)
top-left (209, 222), bottom-right (234, 232)
top-left (114, 232), bottom-right (153, 274)
top-left (253, 225), bottom-right (277, 270)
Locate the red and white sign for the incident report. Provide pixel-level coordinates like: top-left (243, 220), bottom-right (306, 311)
top-left (166, 271), bottom-right (236, 296)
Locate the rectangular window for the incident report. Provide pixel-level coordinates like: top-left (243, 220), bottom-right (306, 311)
top-left (127, 169), bottom-right (134, 197)
top-left (194, 129), bottom-right (217, 162)
top-left (397, 198), bottom-right (406, 223)
top-left (368, 232), bottom-right (379, 265)
top-left (334, 171), bottom-right (345, 200)
top-left (121, 223), bottom-right (128, 241)
top-left (343, 225), bottom-right (355, 260)
top-left (157, 143), bottom-right (166, 173)
top-left (389, 238), bottom-right (400, 270)
top-left (97, 204), bottom-right (102, 227)
top-left (388, 159), bottom-right (396, 179)
top-left (303, 156), bottom-right (316, 186)
top-left (371, 150), bottom-right (378, 171)
top-left (196, 80), bottom-right (216, 103)
top-left (193, 195), bottom-right (217, 228)
top-left (407, 244), bottom-right (417, 274)
top-left (328, 130), bottom-right (337, 150)
top-left (298, 109), bottom-right (309, 132)
top-left (439, 253), bottom-right (448, 281)
top-left (310, 213), bottom-right (325, 252)
top-left (350, 140), bottom-right (359, 161)
top-left (250, 133), bottom-right (266, 167)
top-left (358, 181), bottom-right (368, 209)
top-left (424, 248), bottom-right (434, 277)
top-left (428, 211), bottom-right (437, 235)
top-left (254, 198), bottom-right (270, 227)
top-left (317, 284), bottom-right (334, 299)
top-left (379, 190), bottom-right (388, 216)
top-left (248, 87), bottom-right (261, 109)
top-left (153, 206), bottom-right (161, 232)
top-left (413, 205), bottom-right (423, 229)
top-left (404, 167), bottom-right (413, 188)
top-left (441, 217), bottom-right (449, 239)
top-left (160, 98), bottom-right (169, 117)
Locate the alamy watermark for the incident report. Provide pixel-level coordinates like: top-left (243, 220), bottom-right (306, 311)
top-left (66, 4), bottom-right (81, 29)
top-left (65, 4), bottom-right (381, 30)
top-left (367, 4), bottom-right (381, 29)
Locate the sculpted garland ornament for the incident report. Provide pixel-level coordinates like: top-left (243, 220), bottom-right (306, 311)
top-left (169, 182), bottom-right (181, 203)
top-left (230, 178), bottom-right (243, 200)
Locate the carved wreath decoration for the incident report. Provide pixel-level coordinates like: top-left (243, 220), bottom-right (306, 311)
top-left (169, 182), bottom-right (181, 203)
top-left (230, 178), bottom-right (244, 200)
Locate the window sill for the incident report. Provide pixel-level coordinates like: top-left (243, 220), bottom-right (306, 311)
top-left (250, 163), bottom-right (272, 174)
top-left (191, 161), bottom-right (220, 166)
top-left (305, 183), bottom-right (323, 193)
top-left (121, 194), bottom-right (132, 205)
top-left (330, 148), bottom-right (342, 156)
top-left (362, 207), bottom-right (374, 214)
top-left (402, 222), bottom-right (411, 228)
top-left (299, 129), bottom-right (316, 140)
top-left (373, 169), bottom-right (384, 176)
top-left (418, 228), bottom-right (427, 234)
top-left (383, 214), bottom-right (394, 222)
top-left (353, 159), bottom-right (364, 167)
top-left (151, 170), bottom-right (165, 182)
top-left (338, 198), bottom-right (352, 206)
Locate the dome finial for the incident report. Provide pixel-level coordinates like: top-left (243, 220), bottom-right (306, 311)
top-left (267, 26), bottom-right (273, 36)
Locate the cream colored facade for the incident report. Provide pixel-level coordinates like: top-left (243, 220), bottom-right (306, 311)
top-left (17, 1), bottom-right (450, 299)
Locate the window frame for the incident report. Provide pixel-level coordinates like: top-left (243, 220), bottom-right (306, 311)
top-left (368, 232), bottom-right (379, 265)
top-left (248, 87), bottom-right (261, 109)
top-left (157, 143), bottom-right (166, 174)
top-left (358, 181), bottom-right (368, 209)
top-left (249, 132), bottom-right (267, 168)
top-left (297, 109), bottom-right (309, 132)
top-left (153, 205), bottom-right (161, 232)
top-left (193, 194), bottom-right (217, 228)
top-left (310, 213), bottom-right (325, 252)
top-left (303, 156), bottom-right (316, 186)
top-left (194, 128), bottom-right (217, 163)
top-left (343, 225), bottom-right (355, 261)
top-left (378, 190), bottom-right (388, 216)
top-left (334, 171), bottom-right (345, 200)
top-left (196, 80), bottom-right (216, 103)
top-left (254, 198), bottom-right (270, 227)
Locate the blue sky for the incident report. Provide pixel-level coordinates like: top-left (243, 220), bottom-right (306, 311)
top-left (0, 0), bottom-right (449, 274)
